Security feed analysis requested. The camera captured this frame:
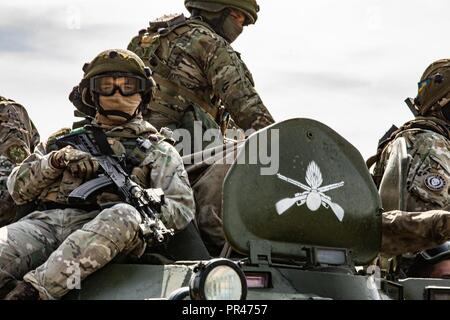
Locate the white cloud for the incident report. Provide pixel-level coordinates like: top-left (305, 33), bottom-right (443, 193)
top-left (1, 0), bottom-right (449, 159)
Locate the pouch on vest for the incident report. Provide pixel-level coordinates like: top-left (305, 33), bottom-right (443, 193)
top-left (179, 105), bottom-right (221, 154)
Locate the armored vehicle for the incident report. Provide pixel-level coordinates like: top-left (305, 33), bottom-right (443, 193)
top-left (65, 118), bottom-right (450, 300)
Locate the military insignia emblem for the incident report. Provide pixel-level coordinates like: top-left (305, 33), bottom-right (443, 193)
top-left (275, 161), bottom-right (345, 222)
top-left (425, 174), bottom-right (447, 191)
top-left (7, 145), bottom-right (27, 164)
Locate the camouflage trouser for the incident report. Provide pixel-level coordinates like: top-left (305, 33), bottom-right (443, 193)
top-left (192, 162), bottom-right (231, 255)
top-left (0, 203), bottom-right (145, 299)
top-left (185, 144), bottom-right (239, 256)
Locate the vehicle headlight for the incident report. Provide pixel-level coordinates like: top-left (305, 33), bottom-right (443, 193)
top-left (190, 259), bottom-right (247, 300)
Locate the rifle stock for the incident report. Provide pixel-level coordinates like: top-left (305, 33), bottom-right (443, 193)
top-left (276, 196), bottom-right (305, 215)
top-left (405, 97), bottom-right (419, 117)
top-left (321, 197), bottom-right (345, 222)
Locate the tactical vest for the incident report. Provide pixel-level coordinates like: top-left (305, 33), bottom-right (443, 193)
top-left (128, 14), bottom-right (224, 127)
top-left (42, 121), bottom-right (173, 206)
top-left (368, 117), bottom-right (450, 187)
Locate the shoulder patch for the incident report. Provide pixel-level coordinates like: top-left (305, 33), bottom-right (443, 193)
top-left (7, 145), bottom-right (28, 164)
top-left (425, 174), bottom-right (447, 192)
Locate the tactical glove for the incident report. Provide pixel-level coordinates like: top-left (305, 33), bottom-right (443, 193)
top-left (51, 146), bottom-right (99, 180)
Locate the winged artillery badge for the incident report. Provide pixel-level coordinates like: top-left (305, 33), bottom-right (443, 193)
top-left (275, 161), bottom-right (345, 222)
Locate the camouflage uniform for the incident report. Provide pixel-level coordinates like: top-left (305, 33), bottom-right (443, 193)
top-left (375, 118), bottom-right (450, 212)
top-left (127, 14), bottom-right (274, 135)
top-left (182, 142), bottom-right (242, 255)
top-left (0, 117), bottom-right (195, 299)
top-left (382, 210), bottom-right (450, 256)
top-left (126, 5), bottom-right (274, 255)
top-left (0, 97), bottom-right (40, 227)
top-left (374, 119), bottom-right (450, 257)
top-left (125, 1), bottom-right (273, 254)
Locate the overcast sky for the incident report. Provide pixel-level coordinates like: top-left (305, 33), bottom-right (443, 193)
top-left (1, 0), bottom-right (450, 159)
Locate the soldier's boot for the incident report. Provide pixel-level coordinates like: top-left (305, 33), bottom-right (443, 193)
top-left (4, 281), bottom-right (39, 300)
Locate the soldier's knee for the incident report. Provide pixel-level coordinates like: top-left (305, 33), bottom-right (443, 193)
top-left (109, 203), bottom-right (142, 226)
top-left (97, 203), bottom-right (140, 224)
top-left (82, 203), bottom-right (142, 247)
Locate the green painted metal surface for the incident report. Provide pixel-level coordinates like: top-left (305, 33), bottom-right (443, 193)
top-left (223, 118), bottom-right (382, 265)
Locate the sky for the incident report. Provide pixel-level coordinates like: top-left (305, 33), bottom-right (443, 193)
top-left (1, 0), bottom-right (450, 159)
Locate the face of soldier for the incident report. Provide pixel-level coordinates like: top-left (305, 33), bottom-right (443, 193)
top-left (94, 76), bottom-right (143, 125)
top-left (222, 9), bottom-right (245, 43)
top-left (411, 259), bottom-right (450, 279)
top-left (229, 9), bottom-right (246, 27)
top-left (428, 260), bottom-right (450, 279)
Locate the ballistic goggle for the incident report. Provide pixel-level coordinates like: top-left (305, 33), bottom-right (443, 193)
top-left (420, 242), bottom-right (450, 263)
top-left (417, 73), bottom-right (444, 94)
top-left (90, 73), bottom-right (150, 97)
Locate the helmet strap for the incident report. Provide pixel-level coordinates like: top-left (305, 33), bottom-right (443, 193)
top-left (81, 87), bottom-right (97, 110)
top-left (190, 8), bottom-right (203, 20)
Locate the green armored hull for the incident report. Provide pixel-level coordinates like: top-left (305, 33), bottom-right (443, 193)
top-left (65, 119), bottom-right (450, 301)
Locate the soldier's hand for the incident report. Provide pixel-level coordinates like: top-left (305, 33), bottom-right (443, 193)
top-left (68, 157), bottom-right (99, 180)
top-left (51, 146), bottom-right (99, 179)
top-left (51, 146), bottom-right (89, 168)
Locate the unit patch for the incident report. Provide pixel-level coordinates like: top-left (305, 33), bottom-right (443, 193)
top-left (425, 174), bottom-right (447, 192)
top-left (7, 145), bottom-right (27, 164)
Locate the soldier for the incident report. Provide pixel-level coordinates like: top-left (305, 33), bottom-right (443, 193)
top-left (0, 49), bottom-right (198, 300)
top-left (127, 0), bottom-right (274, 149)
top-left (125, 0), bottom-right (275, 255)
top-left (369, 59), bottom-right (450, 277)
top-left (0, 97), bottom-right (39, 227)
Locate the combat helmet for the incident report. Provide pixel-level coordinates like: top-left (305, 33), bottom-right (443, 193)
top-left (185, 0), bottom-right (259, 25)
top-left (70, 49), bottom-right (155, 122)
top-left (414, 59), bottom-right (450, 116)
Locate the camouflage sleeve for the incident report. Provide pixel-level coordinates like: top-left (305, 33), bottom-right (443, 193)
top-left (403, 130), bottom-right (450, 211)
top-left (7, 142), bottom-right (63, 205)
top-left (381, 210), bottom-right (450, 256)
top-left (202, 34), bottom-right (275, 131)
top-left (143, 141), bottom-right (195, 231)
top-left (29, 119), bottom-right (40, 152)
top-left (0, 155), bottom-right (16, 226)
top-left (0, 99), bottom-right (40, 164)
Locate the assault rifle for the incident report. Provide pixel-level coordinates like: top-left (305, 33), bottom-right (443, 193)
top-left (405, 97), bottom-right (419, 117)
top-left (56, 126), bottom-right (174, 244)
